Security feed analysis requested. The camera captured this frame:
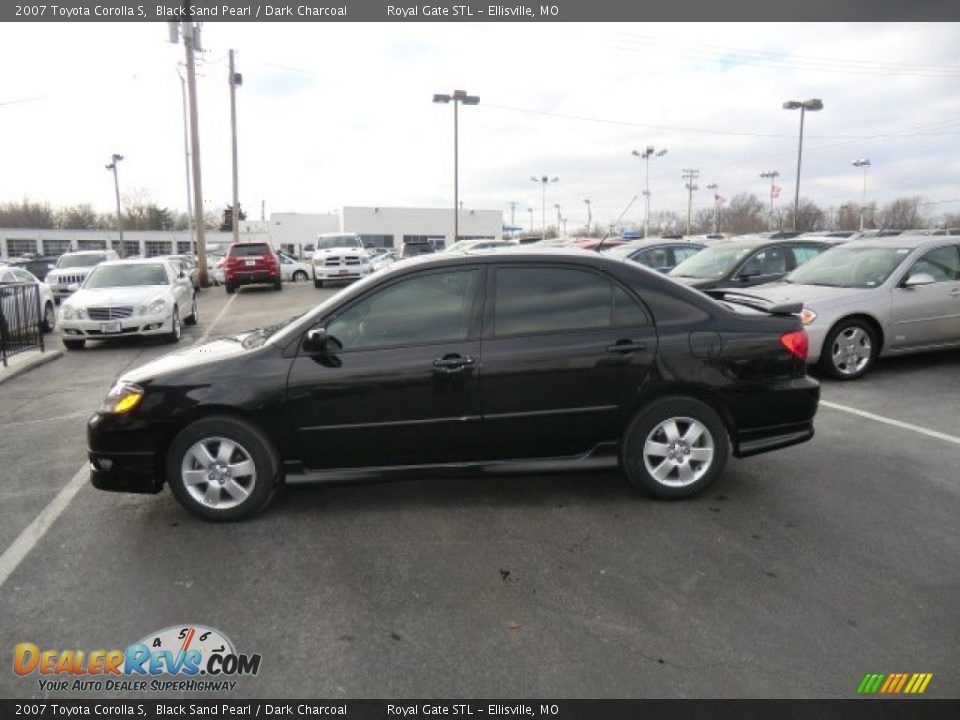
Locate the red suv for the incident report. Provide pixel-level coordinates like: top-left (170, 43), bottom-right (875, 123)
top-left (223, 242), bottom-right (282, 294)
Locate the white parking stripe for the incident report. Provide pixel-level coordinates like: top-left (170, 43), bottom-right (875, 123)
top-left (0, 465), bottom-right (87, 589)
top-left (0, 291), bottom-right (239, 590)
top-left (0, 411), bottom-right (88, 429)
top-left (821, 400), bottom-right (960, 448)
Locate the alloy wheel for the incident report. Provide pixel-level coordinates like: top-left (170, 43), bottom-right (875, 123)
top-left (181, 437), bottom-right (257, 511)
top-left (831, 326), bottom-right (871, 376)
top-left (642, 416), bottom-right (715, 487)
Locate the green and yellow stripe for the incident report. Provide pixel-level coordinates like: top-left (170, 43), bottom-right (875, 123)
top-left (857, 672), bottom-right (933, 694)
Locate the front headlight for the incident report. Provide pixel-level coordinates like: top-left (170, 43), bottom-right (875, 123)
top-left (800, 308), bottom-right (817, 325)
top-left (44, 273), bottom-right (55, 284)
top-left (100, 382), bottom-right (144, 414)
top-left (61, 305), bottom-right (84, 320)
top-left (140, 298), bottom-right (166, 316)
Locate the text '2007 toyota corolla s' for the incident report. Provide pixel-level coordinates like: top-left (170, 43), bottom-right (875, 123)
top-left (87, 248), bottom-right (819, 521)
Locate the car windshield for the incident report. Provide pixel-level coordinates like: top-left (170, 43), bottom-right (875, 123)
top-left (316, 236), bottom-right (360, 250)
top-left (785, 246), bottom-right (910, 288)
top-left (57, 254), bottom-right (105, 268)
top-left (670, 245), bottom-right (752, 279)
top-left (601, 244), bottom-right (643, 258)
top-left (84, 264), bottom-right (169, 288)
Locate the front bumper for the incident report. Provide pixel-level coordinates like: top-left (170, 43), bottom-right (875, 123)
top-left (60, 312), bottom-right (172, 338)
top-left (312, 266), bottom-right (371, 281)
top-left (87, 413), bottom-right (164, 494)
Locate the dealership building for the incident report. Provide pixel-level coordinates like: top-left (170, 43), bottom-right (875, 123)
top-left (0, 206), bottom-right (504, 259)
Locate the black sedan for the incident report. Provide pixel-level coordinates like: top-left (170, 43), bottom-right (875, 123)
top-left (88, 248), bottom-right (819, 521)
top-left (668, 236), bottom-right (838, 290)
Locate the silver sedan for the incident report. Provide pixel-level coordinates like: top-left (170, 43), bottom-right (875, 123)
top-left (718, 235), bottom-right (960, 380)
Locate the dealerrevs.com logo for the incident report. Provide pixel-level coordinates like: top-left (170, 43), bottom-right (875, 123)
top-left (13, 625), bottom-right (262, 693)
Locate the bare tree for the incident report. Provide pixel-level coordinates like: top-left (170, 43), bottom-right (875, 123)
top-left (722, 193), bottom-right (767, 235)
top-left (0, 199), bottom-right (55, 228)
top-left (783, 198), bottom-right (825, 232)
top-left (879, 197), bottom-right (925, 229)
top-left (56, 204), bottom-right (98, 230)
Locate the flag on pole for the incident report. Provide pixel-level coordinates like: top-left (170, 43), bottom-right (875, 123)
top-left (771, 185), bottom-right (781, 199)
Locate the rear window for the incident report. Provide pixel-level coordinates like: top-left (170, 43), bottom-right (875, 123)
top-left (229, 244), bottom-right (272, 257)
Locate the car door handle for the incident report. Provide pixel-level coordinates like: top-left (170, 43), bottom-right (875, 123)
top-left (433, 355), bottom-right (476, 372)
top-left (606, 341), bottom-right (647, 354)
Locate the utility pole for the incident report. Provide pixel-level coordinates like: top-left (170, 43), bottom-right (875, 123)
top-left (760, 171), bottom-right (780, 230)
top-left (229, 49), bottom-right (242, 244)
top-left (169, 15), bottom-right (208, 285)
top-left (583, 198), bottom-right (591, 235)
top-left (682, 169), bottom-right (699, 235)
top-left (105, 154), bottom-right (124, 257)
top-left (562, 216), bottom-right (567, 237)
top-left (177, 70), bottom-right (194, 256)
top-left (261, 200), bottom-right (265, 221)
top-left (706, 182), bottom-right (720, 234)
top-left (507, 201), bottom-right (517, 239)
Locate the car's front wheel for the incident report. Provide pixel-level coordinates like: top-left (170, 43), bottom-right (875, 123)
top-left (165, 306), bottom-right (181, 344)
top-left (621, 397), bottom-right (729, 499)
top-left (819, 318), bottom-right (876, 380)
top-left (185, 295), bottom-right (199, 326)
top-left (166, 416), bottom-right (279, 521)
top-left (292, 270), bottom-right (309, 282)
top-left (42, 301), bottom-right (56, 332)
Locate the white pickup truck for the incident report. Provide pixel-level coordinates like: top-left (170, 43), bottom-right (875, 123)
top-left (311, 233), bottom-right (373, 288)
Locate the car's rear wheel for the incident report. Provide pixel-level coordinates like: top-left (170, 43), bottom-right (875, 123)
top-left (273, 279), bottom-right (282, 291)
top-left (185, 295), bottom-right (199, 326)
top-left (224, 282), bottom-right (236, 294)
top-left (42, 302), bottom-right (56, 332)
top-left (166, 416), bottom-right (279, 521)
top-left (621, 397), bottom-right (729, 499)
top-left (292, 270), bottom-right (309, 282)
top-left (819, 319), bottom-right (876, 380)
top-left (165, 306), bottom-right (181, 344)
top-left (63, 338), bottom-right (85, 350)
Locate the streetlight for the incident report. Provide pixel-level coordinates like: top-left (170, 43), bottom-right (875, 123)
top-left (783, 98), bottom-right (823, 230)
top-left (852, 158), bottom-right (871, 231)
top-left (583, 198), bottom-right (592, 236)
top-left (433, 89), bottom-right (479, 244)
top-left (531, 175), bottom-right (558, 239)
top-left (632, 146), bottom-right (667, 238)
top-left (706, 182), bottom-right (720, 234)
top-left (554, 203), bottom-right (562, 237)
top-left (105, 154), bottom-right (124, 257)
top-left (527, 207), bottom-right (534, 234)
top-left (760, 170), bottom-right (780, 230)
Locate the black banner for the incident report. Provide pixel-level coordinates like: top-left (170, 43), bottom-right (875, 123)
top-left (2, 700), bottom-right (960, 719)
top-left (2, 0), bottom-right (959, 23)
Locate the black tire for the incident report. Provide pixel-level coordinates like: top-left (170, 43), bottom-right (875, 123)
top-left (273, 279), bottom-right (283, 291)
top-left (314, 278), bottom-right (324, 289)
top-left (185, 295), bottom-right (199, 326)
top-left (293, 270), bottom-right (309, 283)
top-left (621, 396), bottom-right (729, 499)
top-left (166, 415), bottom-right (280, 522)
top-left (63, 338), bottom-right (85, 350)
top-left (165, 306), bottom-right (182, 344)
top-left (42, 301), bottom-right (56, 333)
top-left (817, 318), bottom-right (877, 380)
top-left (225, 282), bottom-right (236, 294)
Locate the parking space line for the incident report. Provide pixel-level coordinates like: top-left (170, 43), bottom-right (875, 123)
top-left (0, 290), bottom-right (240, 590)
top-left (0, 465), bottom-right (87, 589)
top-left (821, 400), bottom-right (960, 448)
top-left (0, 411), bottom-right (88, 429)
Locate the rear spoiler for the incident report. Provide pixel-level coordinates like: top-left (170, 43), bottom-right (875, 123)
top-left (703, 289), bottom-right (803, 316)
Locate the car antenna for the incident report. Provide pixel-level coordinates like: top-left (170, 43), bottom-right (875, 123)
top-left (595, 195), bottom-right (638, 253)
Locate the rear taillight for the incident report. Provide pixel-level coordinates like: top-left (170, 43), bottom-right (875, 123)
top-left (780, 329), bottom-right (808, 361)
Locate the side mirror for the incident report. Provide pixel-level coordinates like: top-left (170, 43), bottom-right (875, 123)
top-left (303, 327), bottom-right (329, 353)
top-left (904, 272), bottom-right (936, 288)
top-left (738, 262), bottom-right (762, 280)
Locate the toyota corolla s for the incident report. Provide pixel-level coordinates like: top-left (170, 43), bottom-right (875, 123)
top-left (88, 248), bottom-right (819, 521)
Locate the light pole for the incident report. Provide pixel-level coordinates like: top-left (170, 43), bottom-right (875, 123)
top-left (681, 169), bottom-right (699, 235)
top-left (632, 146), bottom-right (667, 238)
top-left (527, 207), bottom-right (534, 235)
top-left (583, 198), bottom-right (591, 236)
top-left (706, 182), bottom-right (720, 234)
top-left (507, 201), bottom-right (517, 239)
top-left (433, 89), bottom-right (480, 244)
top-left (852, 158), bottom-right (871, 231)
top-left (531, 175), bottom-right (558, 239)
top-left (554, 203), bottom-right (562, 237)
top-left (760, 170), bottom-right (780, 230)
top-left (105, 154), bottom-right (124, 257)
top-left (783, 98), bottom-right (823, 230)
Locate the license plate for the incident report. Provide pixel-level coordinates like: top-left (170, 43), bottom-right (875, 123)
top-left (245, 259), bottom-right (256, 266)
top-left (100, 321), bottom-right (121, 334)
top-left (338, 269), bottom-right (349, 276)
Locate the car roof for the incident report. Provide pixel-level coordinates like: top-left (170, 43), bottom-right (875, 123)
top-left (841, 234), bottom-right (954, 251)
top-left (63, 250), bottom-right (112, 255)
top-left (96, 258), bottom-right (174, 268)
top-left (707, 235), bottom-right (834, 249)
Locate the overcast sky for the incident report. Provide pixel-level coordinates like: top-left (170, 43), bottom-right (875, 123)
top-left (1, 22), bottom-right (959, 229)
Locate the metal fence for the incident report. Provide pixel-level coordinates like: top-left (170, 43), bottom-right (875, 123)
top-left (0, 282), bottom-right (45, 366)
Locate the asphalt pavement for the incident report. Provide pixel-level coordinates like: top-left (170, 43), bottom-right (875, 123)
top-left (0, 281), bottom-right (957, 699)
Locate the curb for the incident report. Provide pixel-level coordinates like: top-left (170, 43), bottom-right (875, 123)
top-left (0, 349), bottom-right (65, 387)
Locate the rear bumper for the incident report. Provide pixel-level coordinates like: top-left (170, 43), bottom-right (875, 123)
top-left (721, 376), bottom-right (820, 458)
top-left (226, 271), bottom-right (278, 286)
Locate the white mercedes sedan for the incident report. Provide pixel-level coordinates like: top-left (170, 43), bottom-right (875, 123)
top-left (59, 259), bottom-right (197, 350)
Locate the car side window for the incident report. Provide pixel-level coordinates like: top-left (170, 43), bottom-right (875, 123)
top-left (635, 247), bottom-right (670, 269)
top-left (790, 245), bottom-right (824, 267)
top-left (12, 269), bottom-right (34, 283)
top-left (326, 270), bottom-right (479, 351)
top-left (494, 267), bottom-right (611, 336)
top-left (747, 246), bottom-right (787, 275)
top-left (908, 246), bottom-right (960, 282)
top-left (0, 270), bottom-right (15, 283)
top-left (672, 246), bottom-right (701, 264)
top-left (613, 286), bottom-right (651, 327)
